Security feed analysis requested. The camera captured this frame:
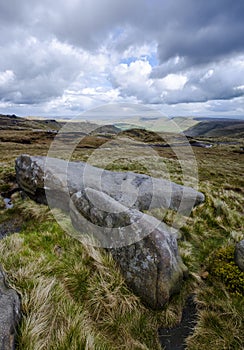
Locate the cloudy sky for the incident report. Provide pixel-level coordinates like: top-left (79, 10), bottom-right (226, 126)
top-left (0, 0), bottom-right (244, 119)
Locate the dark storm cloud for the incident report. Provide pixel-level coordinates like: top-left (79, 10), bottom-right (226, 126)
top-left (47, 0), bottom-right (244, 68)
top-left (154, 1), bottom-right (244, 69)
top-left (0, 0), bottom-right (27, 23)
top-left (2, 0), bottom-right (243, 62)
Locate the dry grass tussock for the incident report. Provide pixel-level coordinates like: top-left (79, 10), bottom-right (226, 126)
top-left (0, 214), bottom-right (161, 350)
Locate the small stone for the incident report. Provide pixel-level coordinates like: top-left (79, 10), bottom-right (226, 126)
top-left (53, 245), bottom-right (62, 257)
top-left (234, 240), bottom-right (244, 271)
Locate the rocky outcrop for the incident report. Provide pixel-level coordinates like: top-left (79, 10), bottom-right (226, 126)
top-left (71, 188), bottom-right (187, 308)
top-left (15, 154), bottom-right (205, 309)
top-left (0, 268), bottom-right (21, 350)
top-left (235, 240), bottom-right (244, 271)
top-left (15, 154), bottom-right (204, 213)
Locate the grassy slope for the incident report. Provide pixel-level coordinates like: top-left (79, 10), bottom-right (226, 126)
top-left (0, 114), bottom-right (62, 131)
top-left (0, 128), bottom-right (244, 349)
top-left (185, 120), bottom-right (244, 138)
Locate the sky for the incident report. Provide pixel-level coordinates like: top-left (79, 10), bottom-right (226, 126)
top-left (0, 0), bottom-right (244, 119)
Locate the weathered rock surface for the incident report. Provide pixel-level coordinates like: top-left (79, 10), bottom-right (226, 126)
top-left (0, 268), bottom-right (21, 350)
top-left (15, 154), bottom-right (205, 309)
top-left (235, 240), bottom-right (244, 271)
top-left (70, 188), bottom-right (188, 308)
top-left (15, 154), bottom-right (205, 213)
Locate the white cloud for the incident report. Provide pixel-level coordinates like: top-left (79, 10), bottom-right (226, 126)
top-left (113, 60), bottom-right (152, 88)
top-left (158, 74), bottom-right (188, 91)
top-left (0, 70), bottom-right (15, 86)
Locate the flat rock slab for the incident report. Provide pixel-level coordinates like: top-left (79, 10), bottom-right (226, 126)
top-left (15, 155), bottom-right (205, 214)
top-left (0, 268), bottom-right (21, 350)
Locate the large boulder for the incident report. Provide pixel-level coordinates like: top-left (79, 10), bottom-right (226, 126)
top-left (0, 267), bottom-right (21, 350)
top-left (235, 240), bottom-right (244, 271)
top-left (15, 154), bottom-right (205, 309)
top-left (15, 154), bottom-right (204, 213)
top-left (70, 188), bottom-right (188, 309)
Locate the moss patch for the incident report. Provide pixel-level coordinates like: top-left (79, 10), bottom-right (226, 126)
top-left (208, 245), bottom-right (244, 296)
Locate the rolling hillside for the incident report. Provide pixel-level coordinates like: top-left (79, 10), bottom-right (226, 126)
top-left (114, 116), bottom-right (199, 132)
top-left (185, 119), bottom-right (244, 137)
top-left (0, 114), bottom-right (62, 131)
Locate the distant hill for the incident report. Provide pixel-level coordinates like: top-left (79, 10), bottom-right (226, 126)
top-left (0, 114), bottom-right (121, 137)
top-left (119, 128), bottom-right (165, 143)
top-left (114, 116), bottom-right (198, 132)
top-left (193, 116), bottom-right (244, 122)
top-left (0, 114), bottom-right (62, 131)
top-left (2, 113), bottom-right (243, 138)
top-left (185, 119), bottom-right (244, 137)
top-left (91, 124), bottom-right (121, 135)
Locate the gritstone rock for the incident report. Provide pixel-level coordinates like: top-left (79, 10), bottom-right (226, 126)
top-left (15, 154), bottom-right (205, 213)
top-left (0, 268), bottom-right (21, 350)
top-left (235, 239), bottom-right (244, 271)
top-left (70, 188), bottom-right (188, 309)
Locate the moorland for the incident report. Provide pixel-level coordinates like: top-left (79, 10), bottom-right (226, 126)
top-left (0, 113), bottom-right (243, 349)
